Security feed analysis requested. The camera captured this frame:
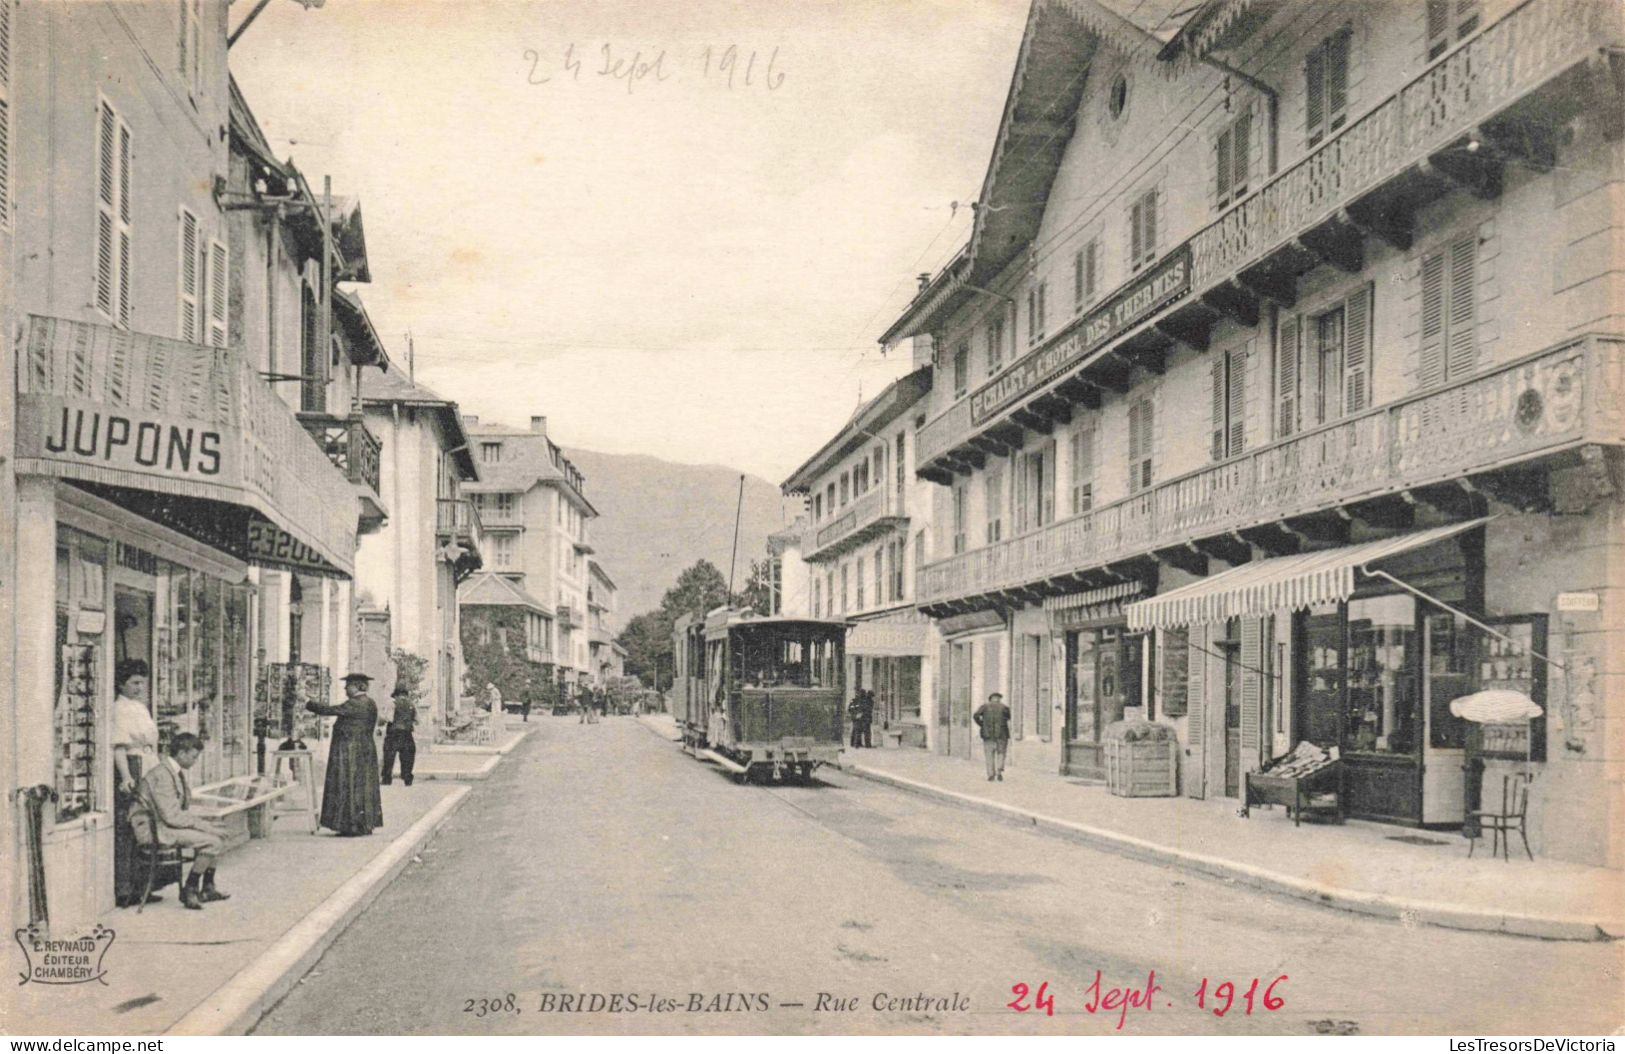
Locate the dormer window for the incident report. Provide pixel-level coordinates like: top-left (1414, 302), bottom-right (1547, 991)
top-left (480, 442), bottom-right (502, 464)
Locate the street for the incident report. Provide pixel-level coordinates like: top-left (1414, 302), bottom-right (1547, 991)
top-left (253, 719), bottom-right (1625, 1036)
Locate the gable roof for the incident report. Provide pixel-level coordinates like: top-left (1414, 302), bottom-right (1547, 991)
top-left (332, 289), bottom-right (390, 370)
top-left (362, 371), bottom-right (478, 479)
top-left (459, 571), bottom-right (552, 614)
top-left (781, 365), bottom-right (933, 493)
top-left (461, 424), bottom-right (598, 515)
top-left (881, 0), bottom-right (1201, 345)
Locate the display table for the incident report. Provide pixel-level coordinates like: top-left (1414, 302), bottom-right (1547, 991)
top-left (192, 776), bottom-right (297, 848)
top-left (1242, 742), bottom-right (1344, 825)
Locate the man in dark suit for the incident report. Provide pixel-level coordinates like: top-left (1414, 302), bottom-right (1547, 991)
top-left (381, 685), bottom-right (417, 786)
top-left (848, 689), bottom-right (875, 748)
top-left (973, 692), bottom-right (1011, 781)
top-left (130, 733), bottom-right (229, 909)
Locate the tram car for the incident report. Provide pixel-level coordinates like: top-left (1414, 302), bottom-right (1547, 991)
top-left (672, 608), bottom-right (846, 782)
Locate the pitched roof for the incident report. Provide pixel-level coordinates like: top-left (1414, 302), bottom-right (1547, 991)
top-left (781, 365), bottom-right (933, 493)
top-left (459, 572), bottom-right (553, 614)
top-left (332, 289), bottom-right (390, 370)
top-left (461, 423), bottom-right (598, 515)
top-left (881, 0), bottom-right (1203, 345)
top-left (361, 371), bottom-right (477, 479)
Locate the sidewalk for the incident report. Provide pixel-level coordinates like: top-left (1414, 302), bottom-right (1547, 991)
top-left (841, 744), bottom-right (1625, 942)
top-left (7, 782), bottom-right (471, 1036)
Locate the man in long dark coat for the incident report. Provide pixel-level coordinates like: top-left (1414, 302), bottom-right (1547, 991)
top-left (307, 673), bottom-right (385, 836)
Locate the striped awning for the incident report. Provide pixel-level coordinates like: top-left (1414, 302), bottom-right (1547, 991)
top-left (1125, 518), bottom-right (1491, 631)
top-left (1042, 581), bottom-right (1145, 612)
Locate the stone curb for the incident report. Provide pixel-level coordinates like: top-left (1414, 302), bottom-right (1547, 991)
top-left (842, 764), bottom-right (1620, 944)
top-left (412, 754), bottom-right (501, 781)
top-left (165, 784), bottom-right (475, 1036)
top-left (428, 726), bottom-right (532, 757)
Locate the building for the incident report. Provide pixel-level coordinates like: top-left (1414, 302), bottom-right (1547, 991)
top-left (765, 520), bottom-right (811, 617)
top-left (884, 0), bottom-right (1624, 864)
top-left (458, 570), bottom-right (554, 708)
top-left (587, 559), bottom-right (621, 686)
top-left (356, 369), bottom-right (482, 728)
top-left (781, 360), bottom-right (938, 749)
top-left (3, 0), bottom-right (372, 931)
top-left (459, 415), bottom-right (599, 690)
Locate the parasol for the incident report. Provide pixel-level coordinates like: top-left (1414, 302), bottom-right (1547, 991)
top-left (1449, 689), bottom-right (1543, 723)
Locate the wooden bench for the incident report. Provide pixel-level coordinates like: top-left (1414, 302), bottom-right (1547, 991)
top-left (192, 776), bottom-right (298, 848)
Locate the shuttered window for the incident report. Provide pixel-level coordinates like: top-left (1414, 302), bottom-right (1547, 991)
top-left (0, 0), bottom-right (13, 231)
top-left (1014, 441), bottom-right (1057, 532)
top-left (208, 239), bottom-right (229, 347)
top-left (95, 100), bottom-right (133, 328)
top-left (986, 314), bottom-right (1004, 374)
top-left (1129, 188), bottom-right (1158, 271)
top-left (179, 0), bottom-right (201, 94)
top-left (1240, 618), bottom-right (1263, 774)
top-left (1068, 422), bottom-right (1095, 515)
top-left (953, 341), bottom-right (969, 396)
top-left (1215, 111), bottom-right (1252, 210)
top-left (1427, 0), bottom-right (1481, 60)
top-left (1279, 282), bottom-right (1373, 433)
top-left (951, 484), bottom-right (967, 555)
top-left (1210, 345), bottom-right (1248, 461)
top-left (1306, 27), bottom-right (1351, 148)
top-left (984, 469), bottom-right (1004, 544)
top-left (178, 209), bottom-right (200, 341)
top-left (1420, 236), bottom-right (1477, 391)
top-left (1073, 238), bottom-right (1099, 311)
top-left (1184, 625), bottom-right (1208, 799)
top-left (1027, 282), bottom-right (1047, 346)
top-left (1127, 396), bottom-right (1154, 493)
top-left (1276, 313), bottom-right (1300, 438)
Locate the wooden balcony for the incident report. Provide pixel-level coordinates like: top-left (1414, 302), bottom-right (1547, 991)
top-left (919, 333), bottom-right (1625, 611)
top-left (803, 485), bottom-right (908, 561)
top-left (298, 413), bottom-right (383, 497)
top-left (435, 497), bottom-right (484, 578)
top-left (917, 0), bottom-right (1624, 481)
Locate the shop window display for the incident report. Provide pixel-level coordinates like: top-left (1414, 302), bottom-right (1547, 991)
top-left (54, 529), bottom-right (110, 823)
top-left (1344, 595), bottom-right (1418, 756)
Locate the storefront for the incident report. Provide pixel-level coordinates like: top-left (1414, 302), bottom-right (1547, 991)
top-left (847, 609), bottom-right (931, 747)
top-left (1048, 583), bottom-right (1148, 779)
top-left (933, 610), bottom-right (1005, 760)
top-left (1128, 519), bottom-right (1523, 826)
top-left (12, 317), bottom-right (359, 931)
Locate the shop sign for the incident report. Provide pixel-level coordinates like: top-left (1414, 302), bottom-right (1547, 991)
top-left (17, 398), bottom-right (235, 483)
top-left (970, 244), bottom-right (1192, 426)
top-left (246, 520), bottom-right (337, 576)
top-left (1555, 591), bottom-right (1599, 612)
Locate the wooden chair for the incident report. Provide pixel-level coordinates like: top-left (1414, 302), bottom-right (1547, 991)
top-left (1468, 772), bottom-right (1533, 861)
top-left (128, 795), bottom-right (195, 913)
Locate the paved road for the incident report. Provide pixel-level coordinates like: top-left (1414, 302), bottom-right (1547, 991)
top-left (255, 718), bottom-right (1623, 1036)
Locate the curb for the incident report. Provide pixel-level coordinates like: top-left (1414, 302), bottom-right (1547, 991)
top-left (166, 784), bottom-right (475, 1036)
top-left (843, 764), bottom-right (1620, 943)
top-left (413, 754), bottom-right (501, 781)
top-left (428, 727), bottom-right (532, 757)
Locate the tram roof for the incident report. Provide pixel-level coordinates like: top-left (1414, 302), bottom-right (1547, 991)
top-left (700, 610), bottom-right (848, 639)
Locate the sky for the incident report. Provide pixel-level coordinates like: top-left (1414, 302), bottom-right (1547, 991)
top-left (229, 0), bottom-right (1030, 483)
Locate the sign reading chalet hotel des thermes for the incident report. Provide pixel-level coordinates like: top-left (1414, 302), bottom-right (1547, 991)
top-left (970, 244), bottom-right (1192, 427)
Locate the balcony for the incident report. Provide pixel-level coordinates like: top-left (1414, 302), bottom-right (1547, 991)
top-left (803, 485), bottom-right (909, 561)
top-left (557, 603), bottom-right (576, 629)
top-left (476, 505), bottom-right (524, 529)
top-left (919, 333), bottom-right (1625, 610)
top-left (435, 497), bottom-right (484, 578)
top-left (298, 412), bottom-right (383, 498)
top-left (918, 0), bottom-right (1624, 480)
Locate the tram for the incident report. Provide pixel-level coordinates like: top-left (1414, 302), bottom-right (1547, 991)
top-left (672, 608), bottom-right (846, 782)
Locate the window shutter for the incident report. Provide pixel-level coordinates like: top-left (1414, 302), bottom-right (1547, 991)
top-left (1419, 251), bottom-right (1447, 390)
top-left (95, 103), bottom-right (117, 317)
top-left (1013, 452), bottom-right (1028, 534)
top-left (1041, 438), bottom-right (1057, 525)
top-left (1233, 112), bottom-right (1251, 197)
top-left (1276, 313), bottom-right (1299, 437)
top-left (1130, 198), bottom-right (1144, 264)
top-left (1011, 636), bottom-right (1026, 739)
top-left (1446, 234), bottom-right (1476, 381)
top-left (1327, 30), bottom-right (1350, 128)
top-left (1143, 189), bottom-right (1157, 259)
top-left (1427, 0), bottom-right (1451, 57)
top-left (1215, 126), bottom-right (1233, 206)
top-left (1185, 625), bottom-right (1207, 799)
top-left (178, 0), bottom-right (189, 80)
top-left (0, 0), bottom-right (11, 228)
top-left (1073, 250), bottom-right (1084, 308)
top-left (1240, 617), bottom-right (1262, 772)
top-left (210, 238), bottom-right (228, 347)
top-left (179, 211), bottom-right (199, 341)
top-left (1228, 347), bottom-right (1247, 456)
top-left (1211, 357), bottom-right (1227, 460)
top-left (1127, 401), bottom-right (1143, 491)
top-left (118, 230), bottom-right (131, 327)
top-left (1037, 634), bottom-right (1053, 739)
top-left (1306, 43), bottom-right (1326, 143)
top-left (1343, 282), bottom-right (1373, 412)
top-left (1085, 239), bottom-right (1098, 300)
top-left (938, 643), bottom-right (953, 728)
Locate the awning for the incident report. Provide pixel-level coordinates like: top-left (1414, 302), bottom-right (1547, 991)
top-left (1125, 518), bottom-right (1491, 631)
top-left (15, 316), bottom-right (358, 576)
top-left (935, 609), bottom-right (1006, 638)
top-left (1041, 581), bottom-right (1145, 611)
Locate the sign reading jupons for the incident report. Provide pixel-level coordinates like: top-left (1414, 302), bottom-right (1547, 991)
top-left (970, 244), bottom-right (1192, 426)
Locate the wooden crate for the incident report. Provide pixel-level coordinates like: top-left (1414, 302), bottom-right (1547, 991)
top-left (1104, 738), bottom-right (1178, 797)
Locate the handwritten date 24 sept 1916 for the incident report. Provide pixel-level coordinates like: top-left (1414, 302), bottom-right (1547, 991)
top-left (524, 43), bottom-right (784, 93)
top-left (1008, 973), bottom-right (1289, 1031)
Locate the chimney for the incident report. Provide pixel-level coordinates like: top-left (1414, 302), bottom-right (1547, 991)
top-left (462, 414), bottom-right (479, 427)
top-left (916, 273), bottom-right (931, 292)
top-left (530, 416), bottom-right (547, 435)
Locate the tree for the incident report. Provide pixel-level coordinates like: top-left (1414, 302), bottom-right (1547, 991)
top-left (659, 559), bottom-right (732, 624)
top-left (616, 559), bottom-right (747, 693)
top-left (617, 610), bottom-right (671, 687)
top-left (738, 558), bottom-right (773, 616)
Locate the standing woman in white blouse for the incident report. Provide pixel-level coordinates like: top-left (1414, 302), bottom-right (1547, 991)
top-left (112, 659), bottom-right (161, 907)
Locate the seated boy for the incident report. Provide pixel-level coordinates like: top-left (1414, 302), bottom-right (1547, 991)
top-left (130, 733), bottom-right (230, 910)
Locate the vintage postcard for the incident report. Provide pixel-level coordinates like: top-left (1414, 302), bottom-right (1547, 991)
top-left (2, 0), bottom-right (1623, 1041)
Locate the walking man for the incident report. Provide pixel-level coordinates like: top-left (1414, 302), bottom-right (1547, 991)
top-left (381, 685), bottom-right (417, 786)
top-left (973, 691), bottom-right (1011, 781)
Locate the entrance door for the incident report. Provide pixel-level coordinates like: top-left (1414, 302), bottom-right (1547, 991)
top-left (114, 587), bottom-right (155, 675)
top-left (1222, 635), bottom-right (1242, 798)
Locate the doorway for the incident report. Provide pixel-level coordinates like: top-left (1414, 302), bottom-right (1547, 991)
top-left (1221, 629), bottom-right (1242, 798)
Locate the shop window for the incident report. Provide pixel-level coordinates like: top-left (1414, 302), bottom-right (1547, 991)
top-left (1306, 27), bottom-right (1351, 148)
top-left (1215, 111), bottom-right (1252, 211)
top-left (986, 314), bottom-right (1005, 374)
top-left (1419, 235), bottom-right (1477, 391)
top-left (1426, 0), bottom-right (1481, 60)
top-left (1210, 345), bottom-right (1247, 461)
